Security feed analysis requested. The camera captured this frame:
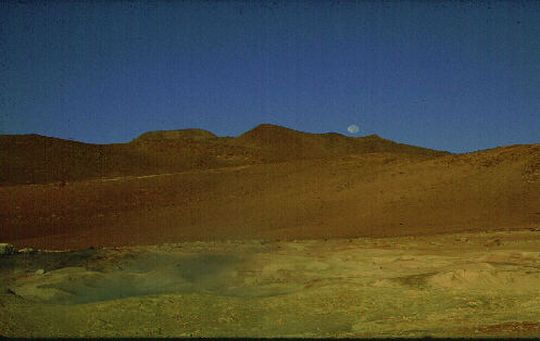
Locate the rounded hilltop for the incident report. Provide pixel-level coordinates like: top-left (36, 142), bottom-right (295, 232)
top-left (238, 123), bottom-right (384, 142)
top-left (132, 128), bottom-right (217, 142)
top-left (237, 123), bottom-right (310, 142)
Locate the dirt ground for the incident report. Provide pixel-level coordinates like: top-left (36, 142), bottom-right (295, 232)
top-left (2, 229), bottom-right (540, 337)
top-left (2, 142), bottom-right (539, 250)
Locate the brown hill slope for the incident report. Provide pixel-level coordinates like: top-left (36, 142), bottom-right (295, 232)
top-left (1, 139), bottom-right (538, 249)
top-left (0, 134), bottom-right (156, 185)
top-left (0, 131), bottom-right (240, 185)
top-left (235, 124), bottom-right (446, 161)
top-left (0, 125), bottom-right (447, 185)
top-left (133, 128), bottom-right (217, 142)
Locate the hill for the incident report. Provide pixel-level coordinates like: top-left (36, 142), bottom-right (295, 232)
top-left (0, 124), bottom-right (448, 185)
top-left (236, 124), bottom-right (446, 161)
top-left (132, 128), bottom-right (217, 142)
top-left (0, 125), bottom-right (538, 249)
top-left (0, 134), bottom-right (151, 185)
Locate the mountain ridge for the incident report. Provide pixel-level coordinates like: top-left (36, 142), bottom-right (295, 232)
top-left (0, 124), bottom-right (450, 185)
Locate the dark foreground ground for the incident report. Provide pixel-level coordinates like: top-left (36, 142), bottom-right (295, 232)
top-left (2, 229), bottom-right (540, 338)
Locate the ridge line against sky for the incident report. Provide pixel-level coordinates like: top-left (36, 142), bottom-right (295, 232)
top-left (1, 0), bottom-right (539, 153)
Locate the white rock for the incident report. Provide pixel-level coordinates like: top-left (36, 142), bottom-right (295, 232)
top-left (0, 243), bottom-right (15, 256)
top-left (35, 269), bottom-right (46, 275)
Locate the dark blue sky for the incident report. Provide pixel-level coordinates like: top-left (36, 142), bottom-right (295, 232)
top-left (1, 1), bottom-right (539, 152)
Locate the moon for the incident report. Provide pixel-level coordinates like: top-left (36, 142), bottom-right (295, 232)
top-left (347, 124), bottom-right (360, 134)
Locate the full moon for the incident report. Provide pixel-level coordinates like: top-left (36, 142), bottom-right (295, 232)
top-left (347, 124), bottom-right (360, 134)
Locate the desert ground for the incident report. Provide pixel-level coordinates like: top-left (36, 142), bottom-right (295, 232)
top-left (1, 125), bottom-right (540, 337)
top-left (2, 230), bottom-right (540, 337)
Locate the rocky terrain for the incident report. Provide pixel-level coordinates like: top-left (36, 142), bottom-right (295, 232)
top-left (2, 230), bottom-right (540, 337)
top-left (1, 124), bottom-right (539, 337)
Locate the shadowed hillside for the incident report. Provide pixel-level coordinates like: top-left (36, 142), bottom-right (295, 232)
top-left (0, 131), bottom-right (241, 185)
top-left (0, 124), bottom-right (448, 185)
top-left (133, 128), bottom-right (217, 142)
top-left (236, 124), bottom-right (446, 161)
top-left (1, 125), bottom-right (538, 249)
top-left (0, 135), bottom-right (156, 186)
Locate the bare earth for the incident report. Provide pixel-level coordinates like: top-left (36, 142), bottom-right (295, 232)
top-left (1, 126), bottom-right (539, 337)
top-left (2, 229), bottom-right (540, 337)
top-left (2, 141), bottom-right (539, 250)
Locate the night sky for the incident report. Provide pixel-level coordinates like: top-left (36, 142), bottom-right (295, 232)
top-left (1, 1), bottom-right (539, 153)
